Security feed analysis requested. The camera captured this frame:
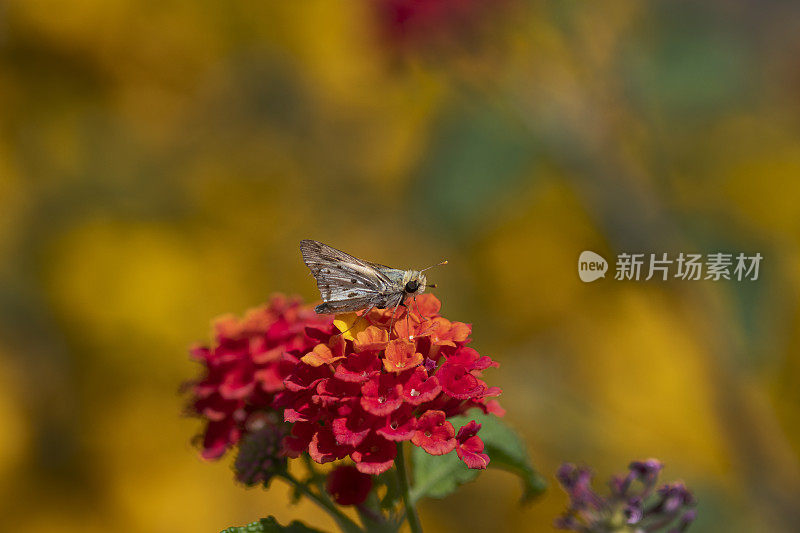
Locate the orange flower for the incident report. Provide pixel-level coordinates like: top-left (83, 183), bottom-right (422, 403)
top-left (301, 336), bottom-right (346, 367)
top-left (392, 316), bottom-right (424, 341)
top-left (354, 326), bottom-right (389, 352)
top-left (424, 317), bottom-right (471, 347)
top-left (383, 339), bottom-right (424, 372)
top-left (410, 293), bottom-right (441, 320)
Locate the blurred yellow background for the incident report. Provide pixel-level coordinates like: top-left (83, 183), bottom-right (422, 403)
top-left (1, 1), bottom-right (799, 531)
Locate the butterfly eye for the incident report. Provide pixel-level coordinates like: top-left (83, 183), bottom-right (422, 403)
top-left (405, 280), bottom-right (420, 293)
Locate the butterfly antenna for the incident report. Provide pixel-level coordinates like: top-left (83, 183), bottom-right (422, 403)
top-left (420, 260), bottom-right (448, 272)
top-left (422, 261), bottom-right (445, 292)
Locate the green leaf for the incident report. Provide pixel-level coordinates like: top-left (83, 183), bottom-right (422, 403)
top-left (453, 412), bottom-right (547, 503)
top-left (376, 471), bottom-right (402, 510)
top-left (410, 446), bottom-right (480, 502)
top-left (409, 413), bottom-right (546, 504)
top-left (220, 516), bottom-right (327, 533)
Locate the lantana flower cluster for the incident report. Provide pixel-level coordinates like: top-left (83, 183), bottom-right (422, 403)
top-left (556, 459), bottom-right (696, 532)
top-left (278, 293), bottom-right (502, 475)
top-left (187, 293), bottom-right (502, 478)
top-left (187, 295), bottom-right (331, 460)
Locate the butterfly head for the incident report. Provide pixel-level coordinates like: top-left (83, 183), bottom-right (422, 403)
top-left (403, 259), bottom-right (447, 295)
top-left (402, 271), bottom-right (427, 295)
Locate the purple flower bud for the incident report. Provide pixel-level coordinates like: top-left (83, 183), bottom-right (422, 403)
top-left (624, 496), bottom-right (644, 524)
top-left (233, 425), bottom-right (287, 487)
top-left (555, 459), bottom-right (695, 532)
top-left (676, 509), bottom-right (697, 531)
top-left (556, 463), bottom-right (599, 509)
top-left (657, 483), bottom-right (695, 513)
top-left (554, 515), bottom-right (579, 530)
top-left (609, 474), bottom-right (628, 496)
top-left (556, 463), bottom-right (580, 489)
top-left (629, 459), bottom-right (663, 485)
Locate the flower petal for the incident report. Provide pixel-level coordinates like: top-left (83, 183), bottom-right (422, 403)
top-left (383, 339), bottom-right (424, 373)
top-left (354, 326), bottom-right (389, 352)
top-left (411, 410), bottom-right (456, 455)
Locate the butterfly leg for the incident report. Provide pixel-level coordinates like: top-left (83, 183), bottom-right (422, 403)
top-left (405, 301), bottom-right (412, 340)
top-left (413, 295), bottom-right (441, 337)
top-left (354, 306), bottom-right (376, 328)
top-left (412, 295), bottom-right (430, 323)
top-left (387, 301), bottom-right (407, 340)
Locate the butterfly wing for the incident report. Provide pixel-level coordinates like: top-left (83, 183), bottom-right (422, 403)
top-left (369, 263), bottom-right (407, 286)
top-left (300, 240), bottom-right (399, 313)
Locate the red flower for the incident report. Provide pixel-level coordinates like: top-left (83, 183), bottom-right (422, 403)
top-left (281, 390), bottom-right (318, 423)
top-left (455, 420), bottom-right (489, 469)
top-left (313, 378), bottom-right (361, 407)
top-left (412, 410), bottom-right (456, 455)
top-left (377, 405), bottom-right (417, 441)
top-left (351, 433), bottom-right (397, 474)
top-left (186, 295), bottom-right (332, 459)
top-left (199, 418), bottom-right (239, 460)
top-left (332, 405), bottom-right (379, 447)
top-left (360, 374), bottom-right (404, 416)
top-left (284, 357), bottom-right (331, 392)
top-left (374, 0), bottom-right (513, 50)
top-left (284, 421), bottom-right (316, 458)
top-left (436, 363), bottom-right (487, 400)
top-left (309, 425), bottom-right (350, 464)
top-left (277, 294), bottom-right (500, 470)
top-left (446, 346), bottom-right (498, 371)
top-left (334, 351), bottom-right (382, 383)
top-left (191, 293), bottom-right (501, 473)
top-left (399, 367), bottom-right (441, 405)
top-left (326, 465), bottom-right (373, 506)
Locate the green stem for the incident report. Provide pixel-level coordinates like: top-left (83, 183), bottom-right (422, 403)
top-left (302, 455), bottom-right (324, 490)
top-left (281, 473), bottom-right (363, 533)
top-left (395, 442), bottom-right (423, 533)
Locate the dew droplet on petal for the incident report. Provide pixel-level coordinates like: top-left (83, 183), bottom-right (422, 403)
top-left (409, 389), bottom-right (419, 397)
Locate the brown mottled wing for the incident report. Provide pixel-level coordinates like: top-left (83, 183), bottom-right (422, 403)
top-left (299, 239), bottom-right (396, 313)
